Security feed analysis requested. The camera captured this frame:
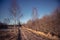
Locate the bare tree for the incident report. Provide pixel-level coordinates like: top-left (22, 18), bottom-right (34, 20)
top-left (10, 0), bottom-right (23, 28)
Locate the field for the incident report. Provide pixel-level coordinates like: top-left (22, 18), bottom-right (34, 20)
top-left (0, 26), bottom-right (60, 40)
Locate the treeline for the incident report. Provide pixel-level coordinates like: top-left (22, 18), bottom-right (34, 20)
top-left (0, 22), bottom-right (8, 29)
top-left (24, 7), bottom-right (60, 37)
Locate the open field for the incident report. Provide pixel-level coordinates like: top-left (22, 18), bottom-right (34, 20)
top-left (0, 26), bottom-right (60, 40)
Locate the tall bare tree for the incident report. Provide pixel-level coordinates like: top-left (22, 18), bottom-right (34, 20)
top-left (10, 0), bottom-right (23, 28)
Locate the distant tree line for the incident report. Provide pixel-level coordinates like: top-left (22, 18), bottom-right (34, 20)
top-left (0, 22), bottom-right (8, 29)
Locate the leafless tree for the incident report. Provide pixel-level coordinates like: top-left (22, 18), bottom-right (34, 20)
top-left (10, 0), bottom-right (23, 28)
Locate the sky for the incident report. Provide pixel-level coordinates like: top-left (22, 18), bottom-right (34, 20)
top-left (0, 0), bottom-right (59, 24)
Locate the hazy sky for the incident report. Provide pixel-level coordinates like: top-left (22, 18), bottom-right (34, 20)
top-left (0, 0), bottom-right (59, 24)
